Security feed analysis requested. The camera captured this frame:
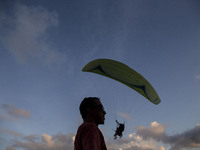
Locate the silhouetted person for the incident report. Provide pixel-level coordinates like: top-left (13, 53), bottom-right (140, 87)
top-left (74, 97), bottom-right (107, 150)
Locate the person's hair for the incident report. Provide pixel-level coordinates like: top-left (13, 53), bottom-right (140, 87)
top-left (79, 97), bottom-right (100, 120)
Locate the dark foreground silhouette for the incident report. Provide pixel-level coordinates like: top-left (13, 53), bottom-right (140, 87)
top-left (74, 97), bottom-right (107, 150)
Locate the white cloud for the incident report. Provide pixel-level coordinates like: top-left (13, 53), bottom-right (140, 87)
top-left (42, 134), bottom-right (55, 148)
top-left (117, 112), bottom-right (132, 121)
top-left (196, 124), bottom-right (200, 127)
top-left (0, 3), bottom-right (65, 65)
top-left (106, 132), bottom-right (164, 150)
top-left (136, 121), bottom-right (166, 140)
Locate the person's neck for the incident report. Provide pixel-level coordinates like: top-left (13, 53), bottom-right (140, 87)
top-left (84, 118), bottom-right (98, 126)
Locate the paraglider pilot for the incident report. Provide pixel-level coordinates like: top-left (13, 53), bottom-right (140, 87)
top-left (114, 120), bottom-right (125, 140)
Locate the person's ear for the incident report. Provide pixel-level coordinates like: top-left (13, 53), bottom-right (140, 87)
top-left (86, 107), bottom-right (92, 114)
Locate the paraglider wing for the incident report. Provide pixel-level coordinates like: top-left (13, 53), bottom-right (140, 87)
top-left (82, 58), bottom-right (160, 105)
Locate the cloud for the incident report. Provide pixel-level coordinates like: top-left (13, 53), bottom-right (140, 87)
top-left (0, 104), bottom-right (29, 149)
top-left (4, 121), bottom-right (200, 150)
top-left (0, 128), bottom-right (22, 137)
top-left (0, 3), bottom-right (64, 64)
top-left (106, 121), bottom-right (200, 150)
top-left (0, 103), bottom-right (30, 140)
top-left (135, 122), bottom-right (200, 150)
top-left (117, 112), bottom-right (132, 121)
top-left (0, 104), bottom-right (29, 143)
top-left (163, 124), bottom-right (200, 150)
top-left (7, 133), bottom-right (75, 150)
top-left (42, 134), bottom-right (55, 148)
top-left (106, 132), bottom-right (164, 150)
top-left (1, 104), bottom-right (30, 119)
top-left (6, 131), bottom-right (163, 150)
top-left (195, 75), bottom-right (200, 80)
top-left (6, 146), bottom-right (16, 150)
top-left (136, 121), bottom-right (166, 141)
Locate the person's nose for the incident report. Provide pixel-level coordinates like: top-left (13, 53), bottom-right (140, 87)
top-left (103, 110), bottom-right (106, 115)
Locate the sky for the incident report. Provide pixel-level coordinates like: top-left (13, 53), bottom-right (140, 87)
top-left (0, 0), bottom-right (200, 150)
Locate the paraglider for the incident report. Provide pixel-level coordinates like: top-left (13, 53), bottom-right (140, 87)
top-left (82, 58), bottom-right (161, 105)
top-left (82, 58), bottom-right (161, 140)
top-left (113, 120), bottom-right (125, 140)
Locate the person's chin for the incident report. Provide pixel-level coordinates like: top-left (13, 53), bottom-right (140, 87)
top-left (98, 117), bottom-right (105, 125)
top-left (101, 119), bottom-right (105, 124)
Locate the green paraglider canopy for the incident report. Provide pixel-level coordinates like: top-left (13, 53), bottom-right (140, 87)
top-left (82, 58), bottom-right (161, 105)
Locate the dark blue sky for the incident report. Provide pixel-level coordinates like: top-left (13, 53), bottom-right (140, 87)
top-left (0, 1), bottom-right (200, 150)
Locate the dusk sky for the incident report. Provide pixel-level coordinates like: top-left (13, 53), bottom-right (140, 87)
top-left (0, 0), bottom-right (200, 150)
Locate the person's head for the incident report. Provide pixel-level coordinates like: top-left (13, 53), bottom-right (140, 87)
top-left (79, 97), bottom-right (106, 125)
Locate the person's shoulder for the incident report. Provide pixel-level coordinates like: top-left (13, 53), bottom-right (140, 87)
top-left (78, 122), bottom-right (98, 132)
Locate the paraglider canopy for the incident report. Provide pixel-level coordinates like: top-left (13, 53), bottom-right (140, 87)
top-left (82, 58), bottom-right (161, 105)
